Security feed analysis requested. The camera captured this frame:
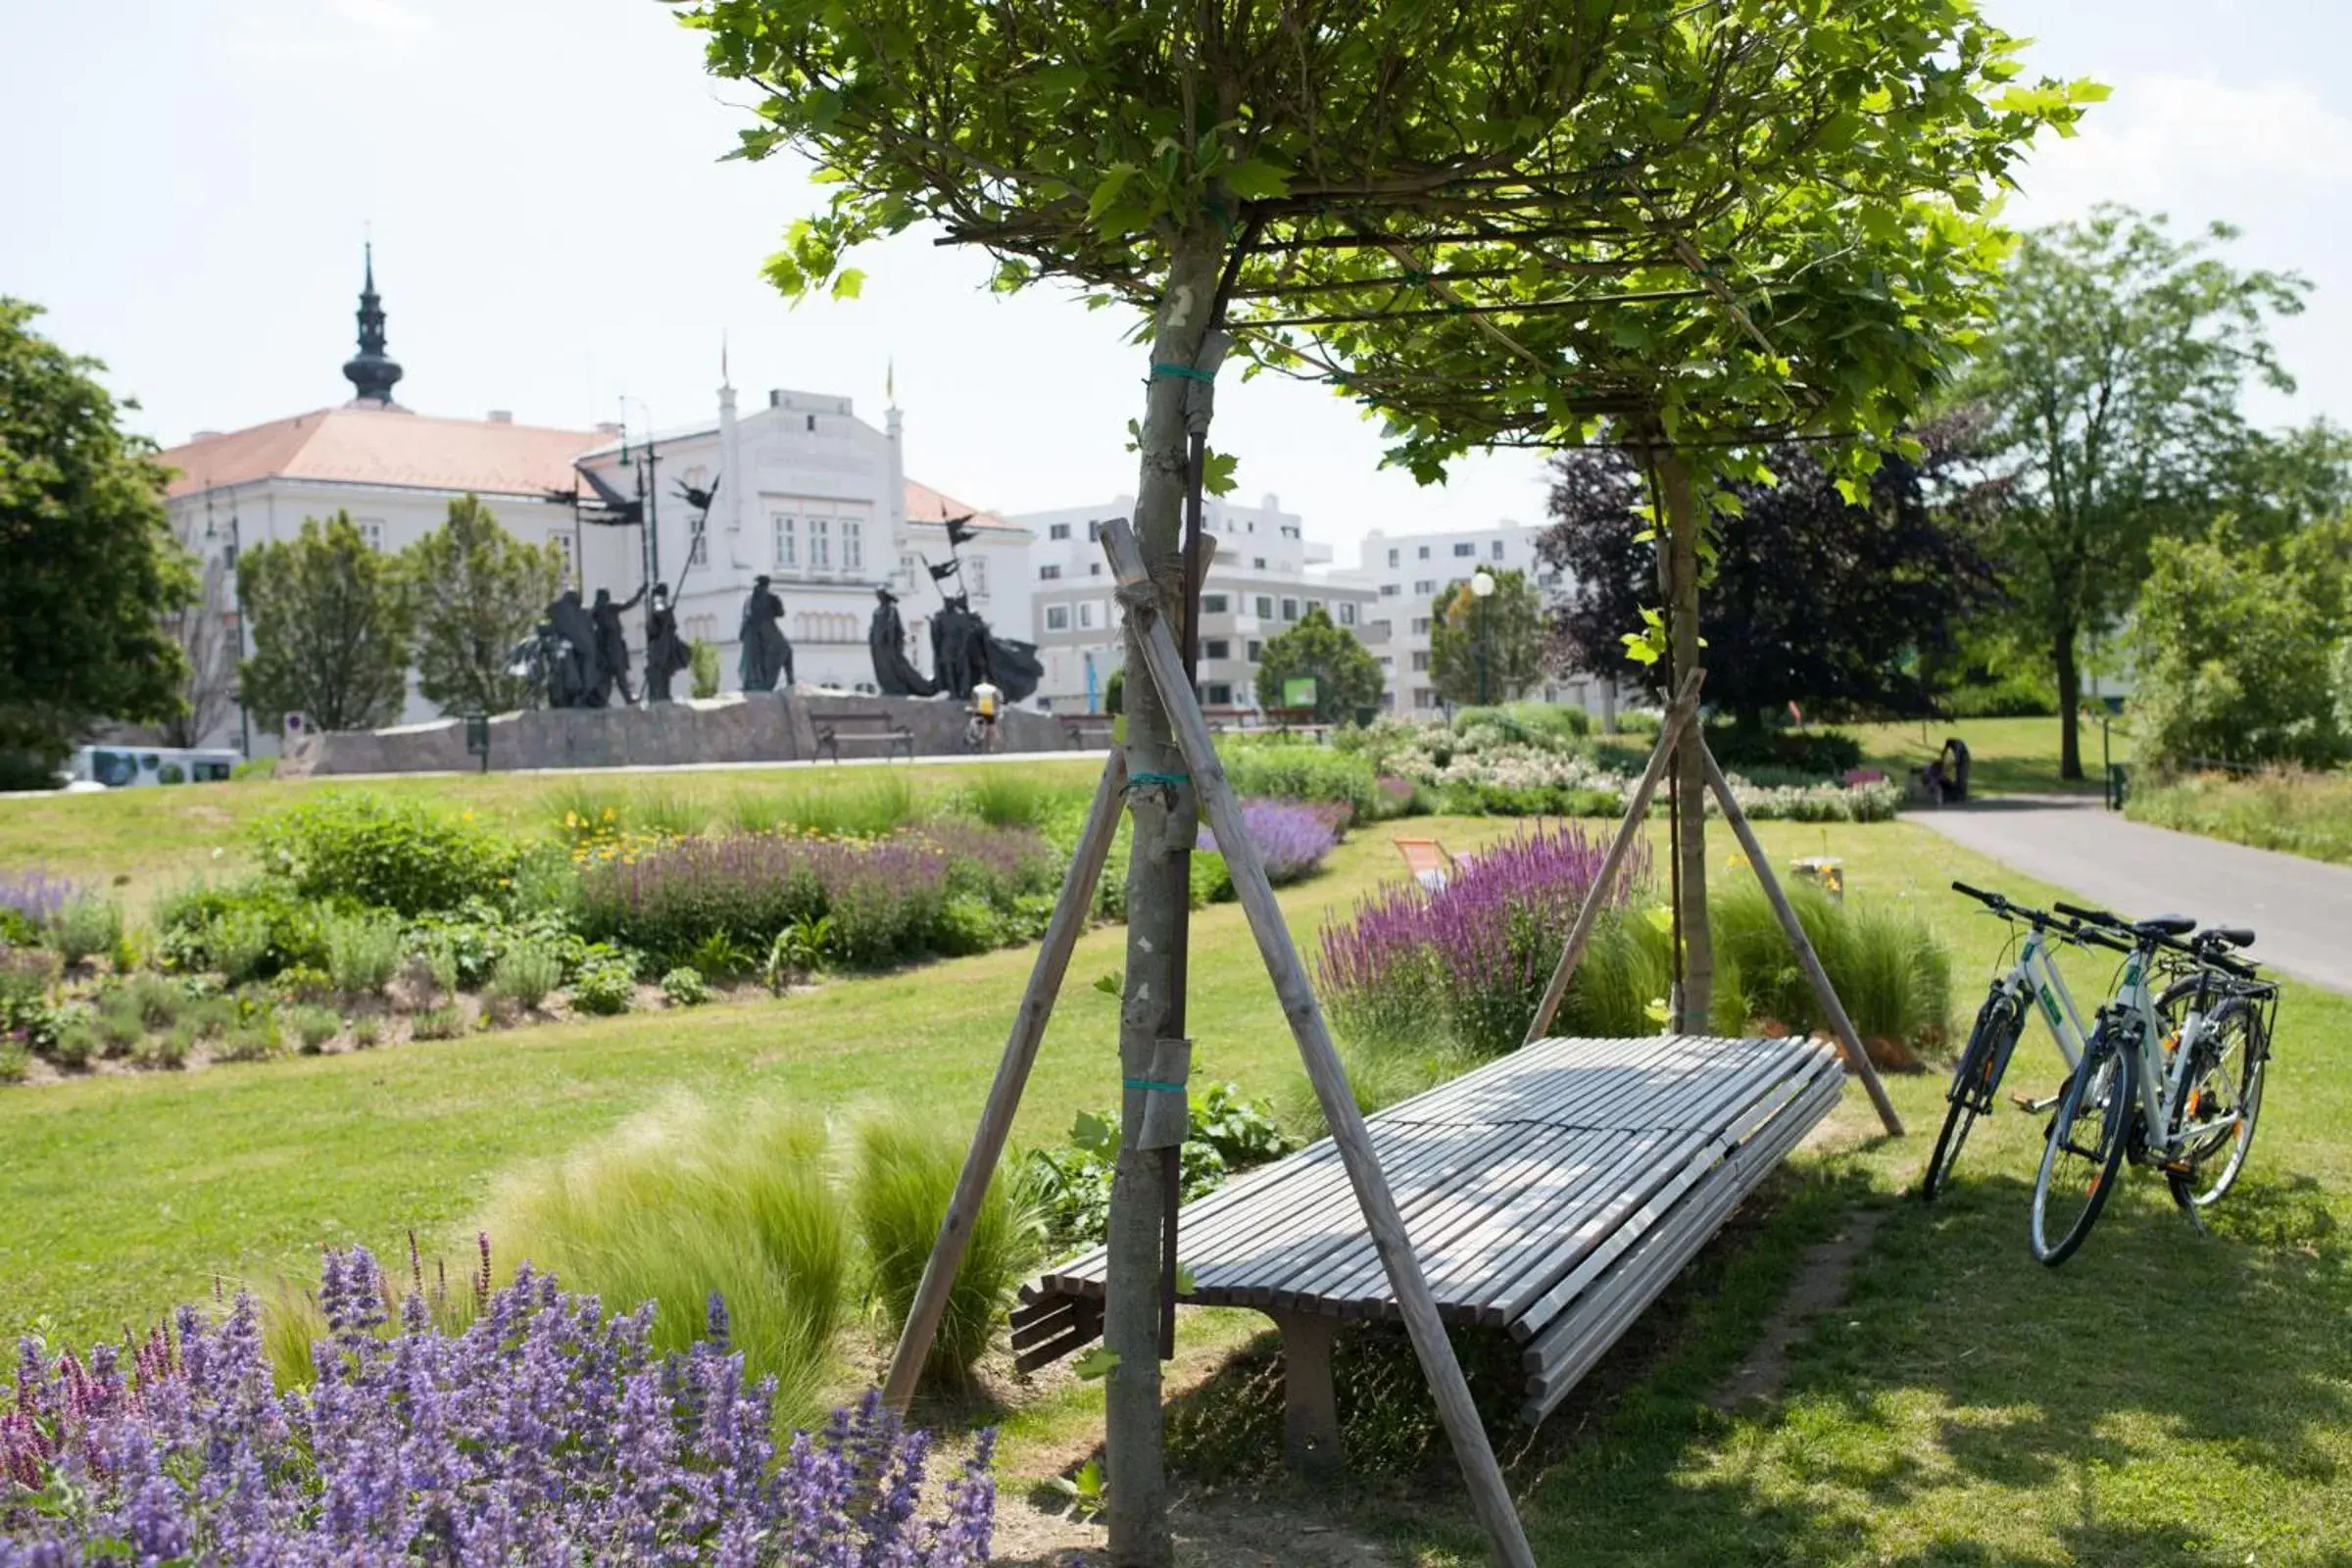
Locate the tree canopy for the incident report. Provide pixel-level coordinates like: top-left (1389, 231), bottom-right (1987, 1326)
top-left (1254, 605), bottom-right (1384, 723)
top-left (1429, 567), bottom-right (1544, 708)
top-left (239, 514), bottom-right (413, 734)
top-left (0, 298), bottom-right (193, 785)
top-left (1962, 204), bottom-right (2309, 778)
top-left (400, 495), bottom-right (564, 716)
top-left (1543, 415), bottom-right (2001, 724)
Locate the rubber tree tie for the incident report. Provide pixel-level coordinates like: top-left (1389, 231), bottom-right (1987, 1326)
top-left (1126, 770), bottom-right (1190, 791)
top-left (1150, 363), bottom-right (1218, 382)
top-left (1124, 1078), bottom-right (1188, 1093)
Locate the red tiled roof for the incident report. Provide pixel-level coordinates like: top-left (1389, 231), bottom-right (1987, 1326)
top-left (158, 407), bottom-right (600, 500)
top-left (904, 477), bottom-right (1024, 534)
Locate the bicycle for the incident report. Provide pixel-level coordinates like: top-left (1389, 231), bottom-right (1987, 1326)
top-left (1923, 883), bottom-right (2126, 1201)
top-left (2029, 902), bottom-right (2278, 1265)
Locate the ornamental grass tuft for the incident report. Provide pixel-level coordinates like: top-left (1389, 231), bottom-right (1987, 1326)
top-left (1, 1251), bottom-right (996, 1565)
top-left (853, 1116), bottom-right (1034, 1393)
top-left (481, 1098), bottom-right (851, 1423)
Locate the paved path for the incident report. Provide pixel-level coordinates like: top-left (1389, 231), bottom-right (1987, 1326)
top-left (1912, 797), bottom-right (2352, 994)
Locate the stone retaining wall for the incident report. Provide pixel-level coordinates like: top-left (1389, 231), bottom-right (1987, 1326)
top-left (307, 692), bottom-right (1081, 776)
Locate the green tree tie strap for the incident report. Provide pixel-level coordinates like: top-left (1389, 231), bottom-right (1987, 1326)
top-left (1149, 364), bottom-right (1217, 382)
top-left (1125, 770), bottom-right (1190, 790)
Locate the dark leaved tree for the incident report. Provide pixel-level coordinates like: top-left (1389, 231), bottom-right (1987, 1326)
top-left (1542, 416), bottom-right (2003, 727)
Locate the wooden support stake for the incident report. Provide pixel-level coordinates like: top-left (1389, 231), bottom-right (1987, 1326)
top-left (880, 750), bottom-right (1131, 1415)
top-left (1102, 518), bottom-right (1538, 1568)
top-left (1523, 669), bottom-right (1704, 1046)
top-left (1697, 740), bottom-right (1906, 1138)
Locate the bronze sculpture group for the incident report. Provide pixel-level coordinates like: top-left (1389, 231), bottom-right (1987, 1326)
top-left (514, 582), bottom-right (700, 710)
top-left (868, 585), bottom-right (1041, 702)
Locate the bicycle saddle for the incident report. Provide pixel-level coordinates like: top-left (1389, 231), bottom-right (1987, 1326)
top-left (2132, 913), bottom-right (2196, 938)
top-left (2198, 925), bottom-right (2256, 949)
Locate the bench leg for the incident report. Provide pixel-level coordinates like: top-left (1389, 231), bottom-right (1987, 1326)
top-left (1269, 1311), bottom-right (1344, 1477)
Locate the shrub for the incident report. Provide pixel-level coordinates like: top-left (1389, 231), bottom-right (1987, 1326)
top-left (44, 894), bottom-right (122, 967)
top-left (0, 1043), bottom-right (26, 1084)
top-left (218, 1014), bottom-right (282, 1062)
top-left (1704, 724), bottom-right (1863, 778)
top-left (489, 941), bottom-right (564, 1009)
top-left (270, 962), bottom-right (336, 1004)
top-left (1220, 744), bottom-right (1378, 821)
top-left (764, 915), bottom-right (832, 993)
top-left (926, 821), bottom-right (1062, 908)
top-left (404, 900), bottom-right (586, 992)
top-left (567, 952), bottom-right (637, 1015)
top-left (0, 1256), bottom-right (995, 1565)
top-left (483, 1099), bottom-right (852, 1417)
top-left (934, 893), bottom-right (1005, 956)
top-left (351, 1015), bottom-right (383, 1049)
top-left (855, 1117), bottom-right (1032, 1390)
top-left (90, 991), bottom-right (145, 1057)
top-left (323, 910), bottom-right (405, 995)
top-left (410, 1003), bottom-right (466, 1040)
top-left (1199, 798), bottom-right (1343, 885)
top-left (684, 928), bottom-right (760, 981)
top-left (0, 947), bottom-right (63, 1055)
top-left (155, 878), bottom-right (329, 982)
top-left (660, 964), bottom-right (710, 1007)
top-left (287, 1003), bottom-right (342, 1053)
top-left (254, 791), bottom-right (523, 916)
top-left (575, 834), bottom-right (861, 967)
top-left (47, 1017), bottom-right (96, 1070)
top-left (1711, 881), bottom-right (1950, 1053)
top-left (1016, 1098), bottom-right (1250, 1252)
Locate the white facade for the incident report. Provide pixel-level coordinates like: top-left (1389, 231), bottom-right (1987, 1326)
top-left (1010, 493), bottom-right (1377, 711)
top-left (1333, 520), bottom-right (1618, 719)
top-left (571, 387), bottom-right (1034, 700)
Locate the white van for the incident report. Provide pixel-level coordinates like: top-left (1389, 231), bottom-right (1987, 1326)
top-left (66, 746), bottom-right (241, 789)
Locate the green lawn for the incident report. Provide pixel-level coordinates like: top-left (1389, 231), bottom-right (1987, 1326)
top-left (0, 758), bottom-right (1108, 914)
top-left (1837, 714), bottom-right (2129, 797)
top-left (3, 804), bottom-right (2346, 1566)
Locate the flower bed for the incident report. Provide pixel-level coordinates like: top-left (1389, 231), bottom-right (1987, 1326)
top-left (1316, 821), bottom-right (1655, 1057)
top-left (0, 1250), bottom-right (994, 1565)
top-left (1197, 798), bottom-right (1346, 887)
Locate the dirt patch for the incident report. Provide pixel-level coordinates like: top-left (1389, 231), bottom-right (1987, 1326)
top-left (993, 1489), bottom-right (1401, 1568)
top-left (1707, 1203), bottom-right (1887, 1410)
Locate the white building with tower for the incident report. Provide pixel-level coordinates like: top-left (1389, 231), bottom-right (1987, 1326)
top-left (1009, 492), bottom-right (1376, 712)
top-left (153, 251), bottom-right (1032, 749)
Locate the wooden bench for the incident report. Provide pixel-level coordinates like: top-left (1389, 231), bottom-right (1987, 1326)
top-left (1056, 713), bottom-right (1117, 750)
top-left (1263, 706), bottom-right (1327, 741)
top-left (1010, 1032), bottom-right (1842, 1471)
top-left (813, 710), bottom-right (914, 762)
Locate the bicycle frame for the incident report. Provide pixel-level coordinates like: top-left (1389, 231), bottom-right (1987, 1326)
top-left (1991, 922), bottom-right (2094, 1078)
top-left (2096, 943), bottom-right (2260, 1164)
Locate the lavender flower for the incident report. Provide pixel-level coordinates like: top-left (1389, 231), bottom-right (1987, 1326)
top-left (1, 1250), bottom-right (996, 1566)
top-left (1199, 799), bottom-right (1343, 886)
top-left (0, 871), bottom-right (76, 929)
top-left (1314, 820), bottom-right (1651, 1056)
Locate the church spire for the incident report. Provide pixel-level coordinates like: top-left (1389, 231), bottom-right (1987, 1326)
top-left (342, 242), bottom-right (406, 408)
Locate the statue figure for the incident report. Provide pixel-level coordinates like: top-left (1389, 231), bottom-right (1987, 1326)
top-left (643, 582), bottom-right (692, 703)
top-left (930, 594), bottom-right (978, 700)
top-left (867, 585), bottom-right (937, 697)
top-left (590, 585), bottom-right (648, 707)
top-left (509, 619), bottom-right (576, 710)
top-left (546, 589), bottom-right (602, 708)
top-left (738, 575), bottom-right (794, 693)
top-left (980, 626), bottom-right (1045, 704)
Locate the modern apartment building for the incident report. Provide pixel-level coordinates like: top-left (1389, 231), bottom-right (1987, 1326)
top-left (1009, 493), bottom-right (1377, 710)
top-left (1336, 520), bottom-right (1622, 720)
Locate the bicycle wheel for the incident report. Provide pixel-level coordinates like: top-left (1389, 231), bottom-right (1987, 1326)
top-left (2165, 996), bottom-right (2268, 1210)
top-left (2031, 1028), bottom-right (2138, 1266)
top-left (1922, 991), bottom-right (2023, 1201)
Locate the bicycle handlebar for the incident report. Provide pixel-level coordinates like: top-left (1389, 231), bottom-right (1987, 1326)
top-left (1954, 883), bottom-right (2132, 953)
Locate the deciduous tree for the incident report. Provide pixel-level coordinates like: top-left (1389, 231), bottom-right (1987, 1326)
top-left (1430, 568), bottom-right (1544, 708)
top-left (1963, 205), bottom-right (2309, 779)
top-left (162, 551), bottom-right (241, 749)
top-left (400, 495), bottom-right (564, 716)
top-left (1255, 605), bottom-right (1383, 723)
top-left (1542, 417), bottom-right (2003, 726)
top-left (239, 514), bottom-right (412, 734)
top-left (0, 298), bottom-right (192, 785)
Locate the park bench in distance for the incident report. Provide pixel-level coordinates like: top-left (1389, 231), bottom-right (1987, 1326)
top-left (1056, 712), bottom-right (1116, 750)
top-left (1010, 1032), bottom-right (1842, 1472)
top-left (813, 710), bottom-right (914, 763)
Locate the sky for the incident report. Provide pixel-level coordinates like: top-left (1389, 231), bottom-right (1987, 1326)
top-left (4, 0), bottom-right (2349, 566)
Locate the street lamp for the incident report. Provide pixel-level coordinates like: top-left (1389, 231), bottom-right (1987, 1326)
top-left (1469, 568), bottom-right (1496, 707)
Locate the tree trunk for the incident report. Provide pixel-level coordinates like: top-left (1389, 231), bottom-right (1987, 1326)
top-left (1105, 228), bottom-right (1224, 1568)
top-left (1655, 448), bottom-right (1713, 1033)
top-left (2054, 624), bottom-right (2082, 782)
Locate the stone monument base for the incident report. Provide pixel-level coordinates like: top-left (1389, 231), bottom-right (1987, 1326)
top-left (304, 691), bottom-right (1080, 777)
